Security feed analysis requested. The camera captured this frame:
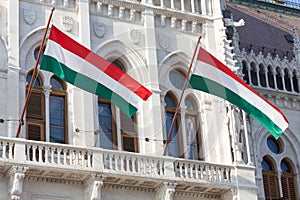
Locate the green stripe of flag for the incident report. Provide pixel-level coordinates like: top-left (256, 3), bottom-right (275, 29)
top-left (41, 55), bottom-right (137, 117)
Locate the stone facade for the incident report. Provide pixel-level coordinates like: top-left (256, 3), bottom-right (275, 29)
top-left (0, 0), bottom-right (298, 199)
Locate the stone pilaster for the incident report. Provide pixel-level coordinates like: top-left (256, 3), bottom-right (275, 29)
top-left (84, 174), bottom-right (105, 200)
top-left (156, 182), bottom-right (177, 200)
top-left (6, 166), bottom-right (28, 200)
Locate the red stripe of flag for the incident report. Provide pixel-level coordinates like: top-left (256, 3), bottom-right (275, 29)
top-left (49, 26), bottom-right (152, 101)
top-left (197, 47), bottom-right (288, 122)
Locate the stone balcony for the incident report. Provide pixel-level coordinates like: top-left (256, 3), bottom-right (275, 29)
top-left (0, 136), bottom-right (236, 197)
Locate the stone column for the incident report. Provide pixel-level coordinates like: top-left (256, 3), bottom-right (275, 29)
top-left (6, 166), bottom-right (28, 200)
top-left (7, 0), bottom-right (20, 138)
top-left (72, 0), bottom-right (95, 147)
top-left (43, 86), bottom-right (51, 142)
top-left (141, 6), bottom-right (164, 156)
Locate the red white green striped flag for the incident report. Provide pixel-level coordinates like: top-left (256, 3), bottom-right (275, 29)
top-left (189, 47), bottom-right (288, 139)
top-left (40, 25), bottom-right (152, 117)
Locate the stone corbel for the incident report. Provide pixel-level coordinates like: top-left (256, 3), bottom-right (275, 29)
top-left (156, 182), bottom-right (177, 200)
top-left (6, 166), bottom-right (28, 200)
top-left (84, 174), bottom-right (105, 200)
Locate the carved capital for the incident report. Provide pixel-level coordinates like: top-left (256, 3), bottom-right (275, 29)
top-left (156, 182), bottom-right (177, 200)
top-left (6, 166), bottom-right (28, 200)
top-left (84, 174), bottom-right (105, 200)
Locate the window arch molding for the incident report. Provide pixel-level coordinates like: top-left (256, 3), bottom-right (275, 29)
top-left (256, 128), bottom-right (300, 200)
top-left (95, 39), bottom-right (150, 84)
top-left (20, 27), bottom-right (46, 71)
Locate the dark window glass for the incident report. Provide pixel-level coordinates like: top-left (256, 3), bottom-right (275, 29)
top-left (262, 159), bottom-right (272, 171)
top-left (281, 160), bottom-right (291, 173)
top-left (284, 68), bottom-right (291, 91)
top-left (26, 74), bottom-right (41, 87)
top-left (98, 102), bottom-right (114, 150)
top-left (259, 65), bottom-right (266, 87)
top-left (250, 63), bottom-right (258, 86)
top-left (276, 68), bottom-right (283, 90)
top-left (268, 66), bottom-right (275, 89)
top-left (51, 77), bottom-right (64, 90)
top-left (50, 96), bottom-right (65, 143)
top-left (293, 71), bottom-right (299, 93)
top-left (267, 137), bottom-right (280, 154)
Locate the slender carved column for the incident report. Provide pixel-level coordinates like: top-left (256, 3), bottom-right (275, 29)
top-left (6, 166), bottom-right (28, 200)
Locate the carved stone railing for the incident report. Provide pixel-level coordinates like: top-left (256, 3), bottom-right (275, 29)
top-left (174, 159), bottom-right (233, 183)
top-left (0, 136), bottom-right (235, 186)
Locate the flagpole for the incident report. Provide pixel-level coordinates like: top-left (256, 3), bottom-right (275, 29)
top-left (163, 36), bottom-right (201, 156)
top-left (15, 7), bottom-right (55, 138)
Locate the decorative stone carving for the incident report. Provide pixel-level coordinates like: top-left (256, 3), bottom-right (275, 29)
top-left (90, 181), bottom-right (103, 200)
top-left (158, 34), bottom-right (169, 50)
top-left (23, 9), bottom-right (36, 25)
top-left (192, 21), bottom-right (198, 33)
top-left (161, 15), bottom-right (166, 27)
top-left (61, 16), bottom-right (73, 32)
top-left (84, 174), bottom-right (105, 200)
top-left (119, 7), bottom-right (125, 19)
top-left (96, 3), bottom-right (102, 14)
top-left (6, 166), bottom-right (28, 200)
top-left (108, 5), bottom-right (113, 17)
top-left (130, 9), bottom-right (136, 21)
top-left (129, 29), bottom-right (140, 44)
top-left (156, 182), bottom-right (177, 200)
top-left (181, 20), bottom-right (187, 31)
top-left (171, 17), bottom-right (176, 29)
top-left (94, 22), bottom-right (106, 38)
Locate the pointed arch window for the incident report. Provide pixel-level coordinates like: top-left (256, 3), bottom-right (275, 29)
top-left (281, 159), bottom-right (298, 199)
top-left (276, 67), bottom-right (283, 90)
top-left (267, 65), bottom-right (275, 89)
top-left (26, 71), bottom-right (45, 141)
top-left (242, 61), bottom-right (249, 84)
top-left (292, 70), bottom-right (299, 93)
top-left (49, 76), bottom-right (67, 144)
top-left (284, 68), bottom-right (292, 91)
top-left (250, 62), bottom-right (258, 86)
top-left (259, 64), bottom-right (266, 87)
top-left (185, 97), bottom-right (202, 160)
top-left (97, 60), bottom-right (138, 152)
top-left (165, 93), bottom-right (181, 158)
top-left (262, 156), bottom-right (280, 199)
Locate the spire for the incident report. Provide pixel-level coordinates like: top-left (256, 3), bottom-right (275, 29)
top-left (293, 26), bottom-right (300, 65)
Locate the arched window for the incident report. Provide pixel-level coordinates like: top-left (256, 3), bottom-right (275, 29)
top-left (242, 61), bottom-right (249, 84)
top-left (26, 71), bottom-right (45, 141)
top-left (49, 76), bottom-right (67, 144)
top-left (292, 70), bottom-right (299, 93)
top-left (267, 136), bottom-right (282, 154)
top-left (165, 93), bottom-right (181, 157)
top-left (250, 62), bottom-right (258, 86)
top-left (97, 60), bottom-right (138, 152)
top-left (185, 97), bottom-right (202, 160)
top-left (276, 67), bottom-right (283, 90)
top-left (281, 158), bottom-right (298, 199)
top-left (169, 69), bottom-right (186, 90)
top-left (267, 65), bottom-right (275, 89)
top-left (259, 64), bottom-right (266, 87)
top-left (284, 68), bottom-right (292, 91)
top-left (262, 156), bottom-right (280, 199)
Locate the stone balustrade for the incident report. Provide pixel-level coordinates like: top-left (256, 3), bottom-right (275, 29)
top-left (0, 137), bottom-right (234, 186)
top-left (174, 159), bottom-right (233, 183)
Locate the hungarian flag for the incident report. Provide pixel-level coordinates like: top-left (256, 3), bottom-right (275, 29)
top-left (189, 47), bottom-right (288, 139)
top-left (40, 25), bottom-right (152, 117)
